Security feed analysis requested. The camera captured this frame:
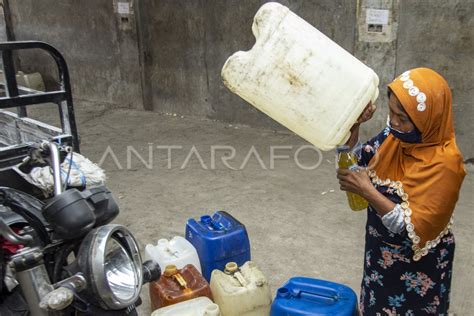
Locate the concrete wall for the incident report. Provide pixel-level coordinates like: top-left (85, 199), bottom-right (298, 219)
top-left (0, 2), bottom-right (8, 42)
top-left (395, 0), bottom-right (474, 159)
top-left (6, 0), bottom-right (142, 109)
top-left (3, 0), bottom-right (473, 157)
top-left (142, 0), bottom-right (474, 157)
top-left (142, 0), bottom-right (356, 129)
top-left (354, 0), bottom-right (399, 137)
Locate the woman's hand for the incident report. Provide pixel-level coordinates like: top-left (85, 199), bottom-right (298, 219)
top-left (337, 167), bottom-right (397, 216)
top-left (337, 167), bottom-right (374, 197)
top-left (357, 101), bottom-right (376, 124)
top-left (345, 102), bottom-right (376, 148)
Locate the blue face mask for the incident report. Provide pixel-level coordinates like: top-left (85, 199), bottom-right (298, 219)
top-left (387, 116), bottom-right (422, 143)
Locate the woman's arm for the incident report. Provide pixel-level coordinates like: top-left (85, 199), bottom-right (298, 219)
top-left (360, 181), bottom-right (396, 216)
top-left (338, 101), bottom-right (398, 216)
top-left (345, 124), bottom-right (360, 149)
top-left (345, 102), bottom-right (376, 149)
top-left (337, 168), bottom-right (396, 217)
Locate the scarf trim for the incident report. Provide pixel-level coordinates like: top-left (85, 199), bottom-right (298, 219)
top-left (368, 169), bottom-right (453, 261)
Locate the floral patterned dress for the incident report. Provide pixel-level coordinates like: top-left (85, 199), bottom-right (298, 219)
top-left (357, 127), bottom-right (455, 315)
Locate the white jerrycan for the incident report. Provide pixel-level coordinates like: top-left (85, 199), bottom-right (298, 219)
top-left (151, 297), bottom-right (220, 316)
top-left (210, 262), bottom-right (272, 316)
top-left (221, 2), bottom-right (379, 150)
top-left (145, 236), bottom-right (202, 273)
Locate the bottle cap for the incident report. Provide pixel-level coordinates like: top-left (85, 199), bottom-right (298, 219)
top-left (163, 264), bottom-right (178, 276)
top-left (336, 145), bottom-right (350, 153)
top-left (224, 262), bottom-right (238, 273)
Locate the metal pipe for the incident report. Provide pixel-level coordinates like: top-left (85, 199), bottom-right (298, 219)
top-left (48, 141), bottom-right (63, 196)
top-left (16, 263), bottom-right (54, 316)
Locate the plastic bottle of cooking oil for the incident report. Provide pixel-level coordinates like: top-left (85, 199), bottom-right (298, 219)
top-left (337, 146), bottom-right (369, 211)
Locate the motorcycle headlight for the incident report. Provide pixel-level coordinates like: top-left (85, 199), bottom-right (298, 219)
top-left (77, 224), bottom-right (143, 310)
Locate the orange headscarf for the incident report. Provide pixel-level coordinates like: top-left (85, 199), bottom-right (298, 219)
top-left (369, 68), bottom-right (465, 252)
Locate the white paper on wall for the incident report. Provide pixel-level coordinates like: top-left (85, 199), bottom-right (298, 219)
top-left (366, 9), bottom-right (389, 25)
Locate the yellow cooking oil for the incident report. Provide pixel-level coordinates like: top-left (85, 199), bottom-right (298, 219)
top-left (337, 146), bottom-right (369, 211)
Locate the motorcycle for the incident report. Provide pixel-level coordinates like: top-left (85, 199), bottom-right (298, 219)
top-left (0, 42), bottom-right (161, 315)
top-left (1, 140), bottom-right (161, 315)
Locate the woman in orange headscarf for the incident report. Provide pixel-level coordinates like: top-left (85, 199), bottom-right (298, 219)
top-left (337, 68), bottom-right (465, 315)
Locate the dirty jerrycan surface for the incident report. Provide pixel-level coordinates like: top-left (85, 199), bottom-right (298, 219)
top-left (337, 146), bottom-right (369, 211)
top-left (149, 264), bottom-right (213, 311)
top-left (145, 236), bottom-right (202, 273)
top-left (221, 2), bottom-right (379, 151)
top-left (210, 262), bottom-right (272, 316)
top-left (186, 211), bottom-right (251, 281)
top-left (270, 277), bottom-right (358, 316)
top-left (152, 297), bottom-right (220, 316)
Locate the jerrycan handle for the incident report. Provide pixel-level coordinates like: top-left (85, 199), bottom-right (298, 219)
top-left (225, 262), bottom-right (247, 286)
top-left (157, 239), bottom-right (180, 258)
top-left (164, 265), bottom-right (188, 289)
top-left (164, 247), bottom-right (179, 258)
top-left (276, 284), bottom-right (340, 304)
top-left (298, 290), bottom-right (339, 305)
top-left (173, 273), bottom-right (188, 289)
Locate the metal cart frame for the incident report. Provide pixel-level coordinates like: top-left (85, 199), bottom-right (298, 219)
top-left (0, 41), bottom-right (80, 170)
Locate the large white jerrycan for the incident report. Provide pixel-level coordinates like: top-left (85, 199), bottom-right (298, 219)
top-left (210, 262), bottom-right (272, 316)
top-left (221, 2), bottom-right (379, 150)
top-left (145, 236), bottom-right (202, 273)
top-left (151, 297), bottom-right (220, 316)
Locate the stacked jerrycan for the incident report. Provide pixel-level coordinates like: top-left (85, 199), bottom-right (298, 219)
top-left (221, 2), bottom-right (379, 151)
top-left (270, 277), bottom-right (358, 316)
top-left (186, 211), bottom-right (251, 281)
top-left (149, 264), bottom-right (213, 311)
top-left (151, 297), bottom-right (220, 316)
top-left (210, 262), bottom-right (272, 316)
top-left (146, 236), bottom-right (210, 312)
top-left (145, 236), bottom-right (202, 273)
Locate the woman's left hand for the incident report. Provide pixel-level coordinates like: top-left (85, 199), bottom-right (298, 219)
top-left (337, 167), bottom-right (373, 197)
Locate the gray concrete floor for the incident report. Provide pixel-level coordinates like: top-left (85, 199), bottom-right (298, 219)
top-left (50, 106), bottom-right (472, 315)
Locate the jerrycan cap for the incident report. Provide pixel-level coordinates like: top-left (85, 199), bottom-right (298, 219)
top-left (276, 287), bottom-right (291, 298)
top-left (163, 264), bottom-right (178, 277)
top-left (224, 262), bottom-right (239, 274)
top-left (157, 238), bottom-right (168, 246)
top-left (200, 215), bottom-right (212, 224)
top-left (204, 303), bottom-right (220, 316)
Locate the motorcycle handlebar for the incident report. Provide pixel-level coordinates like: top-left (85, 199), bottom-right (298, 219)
top-left (46, 142), bottom-right (63, 196)
top-left (17, 140), bottom-right (70, 196)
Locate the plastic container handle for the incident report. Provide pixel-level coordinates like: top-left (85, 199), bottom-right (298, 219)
top-left (173, 273), bottom-right (188, 289)
top-left (201, 215), bottom-right (227, 231)
top-left (298, 290), bottom-right (340, 305)
top-left (211, 220), bottom-right (226, 231)
top-left (164, 246), bottom-right (180, 258)
top-left (233, 271), bottom-right (248, 287)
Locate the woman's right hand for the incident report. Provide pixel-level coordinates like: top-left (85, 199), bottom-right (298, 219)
top-left (345, 101), bottom-right (376, 148)
top-left (357, 101), bottom-right (376, 124)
